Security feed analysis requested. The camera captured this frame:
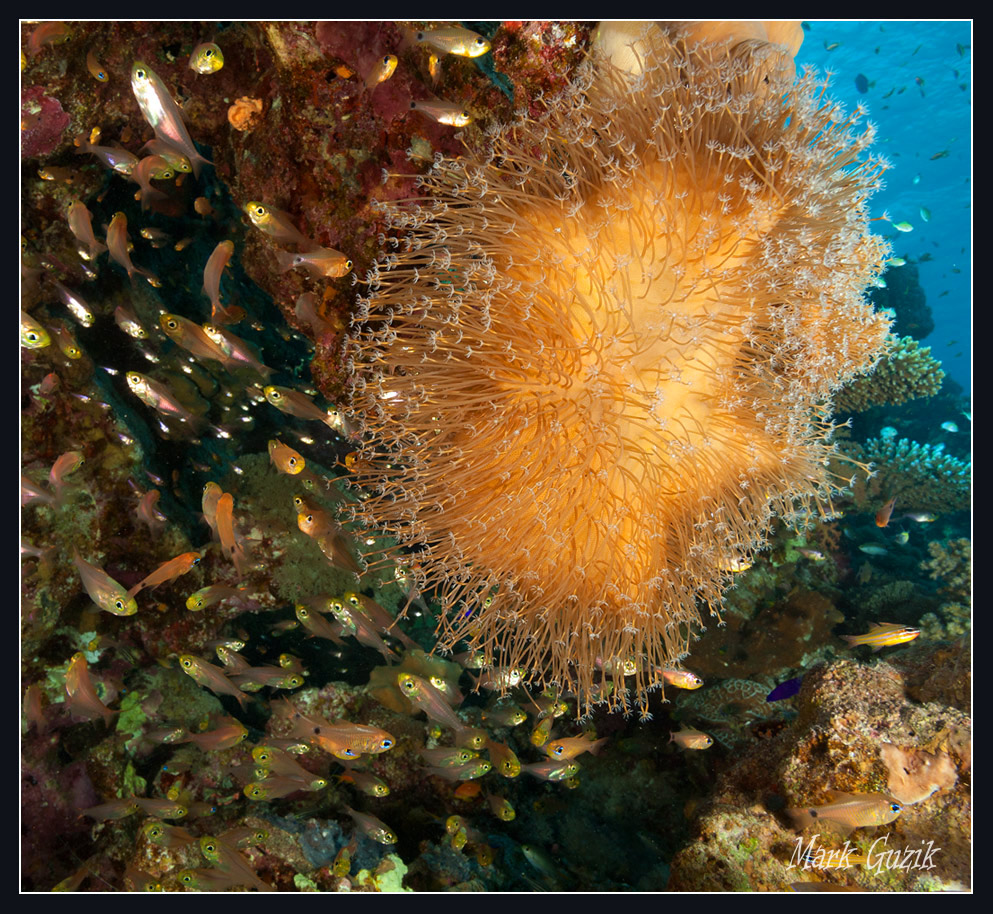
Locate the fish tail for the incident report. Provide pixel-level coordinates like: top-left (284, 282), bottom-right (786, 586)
top-left (274, 251), bottom-right (297, 274)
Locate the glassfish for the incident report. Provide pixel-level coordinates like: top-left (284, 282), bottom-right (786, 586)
top-left (65, 199), bottom-right (108, 259)
top-left (49, 450), bottom-right (83, 506)
top-left (410, 99), bottom-right (473, 127)
top-left (364, 53), bottom-right (397, 88)
top-left (201, 323), bottom-right (270, 376)
top-left (275, 246), bottom-right (352, 279)
top-left (345, 591), bottom-right (420, 650)
top-left (486, 739), bottom-right (521, 777)
top-left (662, 669), bottom-right (704, 690)
top-left (344, 806), bottom-right (396, 845)
top-left (327, 599), bottom-right (396, 659)
top-left (398, 672), bottom-right (464, 731)
top-left (269, 439), bottom-right (305, 475)
top-left (522, 759), bottom-right (580, 781)
top-left (201, 240), bottom-right (235, 320)
top-left (159, 312), bottom-right (231, 366)
top-left (264, 385), bottom-right (343, 429)
top-left (20, 311), bottom-right (50, 349)
top-left (131, 154), bottom-right (173, 210)
top-left (875, 496), bottom-right (897, 528)
top-left (107, 212), bottom-right (157, 285)
top-left (186, 584), bottom-right (250, 612)
top-left (52, 279), bottom-right (95, 327)
top-left (338, 769), bottom-right (390, 797)
top-left (786, 791), bottom-right (903, 836)
top-left (294, 603), bottom-right (346, 645)
top-left (180, 720), bottom-right (248, 751)
top-left (189, 42), bottom-right (224, 74)
top-left (65, 652), bottom-right (117, 726)
top-left (243, 202), bottom-right (313, 248)
top-left (126, 371), bottom-right (200, 426)
top-left (73, 137), bottom-right (139, 177)
top-left (669, 726), bottom-right (713, 750)
top-left (131, 61), bottom-right (211, 176)
top-left (413, 27), bottom-right (490, 58)
top-left (72, 548), bottom-right (138, 616)
top-left (178, 654), bottom-right (250, 709)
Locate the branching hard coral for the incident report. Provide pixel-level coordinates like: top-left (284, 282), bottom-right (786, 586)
top-left (846, 436), bottom-right (971, 514)
top-left (344, 23), bottom-right (891, 716)
top-left (832, 333), bottom-right (945, 413)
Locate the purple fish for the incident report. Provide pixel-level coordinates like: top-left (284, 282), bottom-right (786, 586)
top-left (766, 676), bottom-right (803, 702)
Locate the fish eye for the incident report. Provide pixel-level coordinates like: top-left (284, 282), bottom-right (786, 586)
top-left (182, 659), bottom-right (192, 668)
top-left (891, 803), bottom-right (902, 812)
top-left (381, 738), bottom-right (394, 749)
top-left (345, 260), bottom-right (353, 270)
top-left (204, 48), bottom-right (214, 58)
top-left (115, 600), bottom-right (125, 610)
top-left (180, 873), bottom-right (194, 885)
top-left (288, 457), bottom-right (297, 467)
top-left (135, 68), bottom-right (146, 79)
top-left (253, 205), bottom-right (266, 216)
top-left (26, 331), bottom-right (39, 342)
top-left (166, 319), bottom-right (177, 329)
top-left (204, 842), bottom-right (215, 852)
top-left (552, 745), bottom-right (563, 757)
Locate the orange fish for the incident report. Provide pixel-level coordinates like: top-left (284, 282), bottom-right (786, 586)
top-left (65, 199), bottom-right (107, 260)
top-left (269, 439), bottom-right (305, 475)
top-left (180, 719), bottom-right (247, 751)
top-left (201, 241), bottom-right (235, 320)
top-left (875, 496), bottom-right (897, 528)
top-left (107, 212), bottom-right (157, 284)
top-left (454, 781), bottom-right (482, 799)
top-left (201, 481), bottom-right (222, 540)
top-left (217, 492), bottom-right (251, 575)
top-left (65, 652), bottom-right (116, 727)
top-left (49, 450), bottom-right (84, 506)
top-left (275, 699), bottom-right (395, 759)
top-left (275, 246), bottom-right (352, 279)
top-left (136, 489), bottom-right (167, 533)
top-left (669, 726), bottom-right (713, 750)
top-left (544, 734), bottom-right (608, 760)
top-left (662, 669), bottom-right (704, 690)
top-left (128, 551), bottom-right (200, 598)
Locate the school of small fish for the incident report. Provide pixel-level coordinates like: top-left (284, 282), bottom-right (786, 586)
top-left (20, 20), bottom-right (969, 892)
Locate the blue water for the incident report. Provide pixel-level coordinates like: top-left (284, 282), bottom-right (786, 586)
top-left (796, 20), bottom-right (972, 392)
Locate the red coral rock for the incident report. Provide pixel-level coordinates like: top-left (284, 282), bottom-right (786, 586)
top-left (21, 86), bottom-right (70, 159)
